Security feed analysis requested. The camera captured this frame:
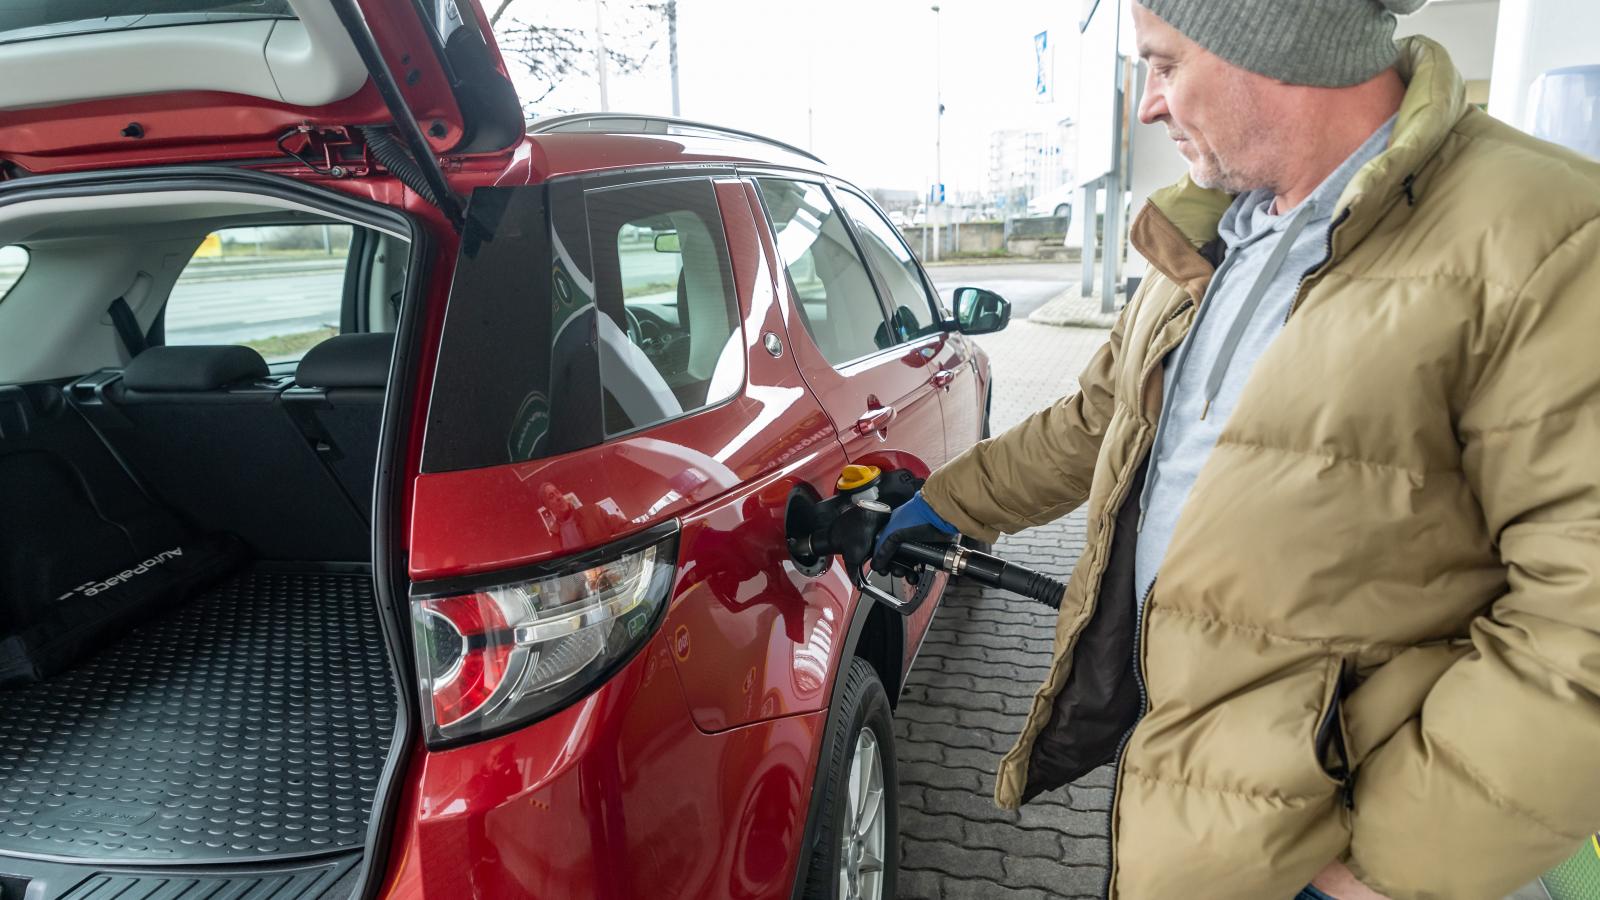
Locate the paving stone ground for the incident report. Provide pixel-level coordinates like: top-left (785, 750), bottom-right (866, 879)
top-left (894, 320), bottom-right (1112, 900)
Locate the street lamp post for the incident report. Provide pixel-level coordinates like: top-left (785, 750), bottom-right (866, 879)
top-left (932, 3), bottom-right (943, 261)
top-left (593, 0), bottom-right (610, 112)
top-left (667, 0), bottom-right (680, 116)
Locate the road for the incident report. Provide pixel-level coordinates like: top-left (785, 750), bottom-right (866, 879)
top-left (927, 262), bottom-right (1076, 320)
top-left (165, 270), bottom-right (346, 346)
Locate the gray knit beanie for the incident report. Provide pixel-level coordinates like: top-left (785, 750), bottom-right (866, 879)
top-left (1136, 0), bottom-right (1427, 87)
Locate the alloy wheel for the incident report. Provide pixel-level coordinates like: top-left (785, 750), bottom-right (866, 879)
top-left (837, 726), bottom-right (887, 900)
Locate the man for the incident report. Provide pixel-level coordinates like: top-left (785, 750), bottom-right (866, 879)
top-left (873, 1), bottom-right (1600, 897)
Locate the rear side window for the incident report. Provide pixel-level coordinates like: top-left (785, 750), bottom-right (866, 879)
top-left (423, 176), bottom-right (742, 474)
top-left (834, 190), bottom-right (944, 342)
top-left (586, 180), bottom-right (742, 436)
top-left (0, 245), bottom-right (26, 300)
top-left (754, 178), bottom-right (890, 367)
top-left (165, 224), bottom-right (352, 362)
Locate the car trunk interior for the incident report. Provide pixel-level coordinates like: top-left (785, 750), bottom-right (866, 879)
top-left (0, 186), bottom-right (410, 896)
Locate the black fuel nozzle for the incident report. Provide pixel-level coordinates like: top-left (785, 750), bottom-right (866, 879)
top-left (789, 495), bottom-right (891, 576)
top-left (894, 540), bottom-right (1065, 610)
top-left (789, 463), bottom-right (1067, 615)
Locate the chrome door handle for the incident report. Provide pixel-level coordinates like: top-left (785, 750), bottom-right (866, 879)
top-left (932, 369), bottom-right (957, 390)
top-left (854, 406), bottom-right (896, 438)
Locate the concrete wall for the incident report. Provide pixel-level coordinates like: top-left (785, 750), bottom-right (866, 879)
top-left (898, 219), bottom-right (1080, 261)
top-left (1488, 0), bottom-right (1600, 130)
top-left (900, 222), bottom-right (1006, 257)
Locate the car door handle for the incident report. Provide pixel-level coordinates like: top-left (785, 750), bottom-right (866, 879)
top-left (854, 406), bottom-right (896, 438)
top-left (932, 369), bottom-right (957, 390)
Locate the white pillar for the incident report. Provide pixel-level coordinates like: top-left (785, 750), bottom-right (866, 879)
top-left (1489, 0), bottom-right (1600, 131)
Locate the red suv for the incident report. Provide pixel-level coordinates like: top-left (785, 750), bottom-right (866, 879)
top-left (0, 3), bottom-right (1008, 898)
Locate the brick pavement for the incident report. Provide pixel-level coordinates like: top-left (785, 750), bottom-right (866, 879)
top-left (895, 320), bottom-right (1112, 900)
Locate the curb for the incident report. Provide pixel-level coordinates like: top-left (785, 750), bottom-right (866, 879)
top-left (1026, 287), bottom-right (1120, 330)
top-left (924, 253), bottom-right (1081, 268)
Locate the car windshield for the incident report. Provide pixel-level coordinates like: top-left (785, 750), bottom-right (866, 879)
top-left (0, 0), bottom-right (293, 44)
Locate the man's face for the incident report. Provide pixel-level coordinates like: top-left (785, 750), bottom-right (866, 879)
top-left (540, 483), bottom-right (570, 517)
top-left (1132, 4), bottom-right (1277, 194)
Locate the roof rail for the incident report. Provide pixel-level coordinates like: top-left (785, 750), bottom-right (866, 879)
top-left (526, 113), bottom-right (825, 165)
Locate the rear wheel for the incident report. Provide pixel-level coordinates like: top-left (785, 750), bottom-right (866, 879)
top-left (802, 656), bottom-right (898, 900)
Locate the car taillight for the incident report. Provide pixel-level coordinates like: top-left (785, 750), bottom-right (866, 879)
top-left (411, 524), bottom-right (678, 745)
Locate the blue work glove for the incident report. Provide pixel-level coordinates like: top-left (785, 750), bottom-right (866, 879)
top-left (871, 491), bottom-right (960, 576)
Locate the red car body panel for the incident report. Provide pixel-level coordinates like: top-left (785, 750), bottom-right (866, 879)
top-left (377, 627), bottom-right (824, 900)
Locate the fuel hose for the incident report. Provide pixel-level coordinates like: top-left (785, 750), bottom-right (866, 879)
top-left (895, 541), bottom-right (1066, 610)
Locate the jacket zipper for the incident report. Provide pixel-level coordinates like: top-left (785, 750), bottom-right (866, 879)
top-left (1162, 298), bottom-right (1195, 324)
top-left (1102, 577), bottom-right (1156, 899)
top-left (1282, 207), bottom-right (1352, 324)
top-left (1095, 267), bottom-right (1217, 898)
top-left (1318, 659), bottom-right (1357, 810)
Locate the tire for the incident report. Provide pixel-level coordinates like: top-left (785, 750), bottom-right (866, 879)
top-left (801, 657), bottom-right (899, 900)
top-left (1053, 203), bottom-right (1070, 218)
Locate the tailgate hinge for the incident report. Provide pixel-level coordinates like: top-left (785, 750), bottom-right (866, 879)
top-left (274, 125), bottom-right (372, 178)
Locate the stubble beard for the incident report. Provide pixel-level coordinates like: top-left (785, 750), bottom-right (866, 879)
top-left (1181, 136), bottom-right (1268, 195)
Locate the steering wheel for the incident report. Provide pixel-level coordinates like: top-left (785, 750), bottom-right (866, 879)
top-left (624, 307), bottom-right (643, 347)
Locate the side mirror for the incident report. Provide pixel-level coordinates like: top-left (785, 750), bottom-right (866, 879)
top-left (952, 287), bottom-right (1011, 335)
top-left (654, 231), bottom-right (681, 253)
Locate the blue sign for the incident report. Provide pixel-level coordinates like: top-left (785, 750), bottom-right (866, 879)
top-left (1035, 30), bottom-right (1049, 97)
top-left (929, 183), bottom-right (945, 204)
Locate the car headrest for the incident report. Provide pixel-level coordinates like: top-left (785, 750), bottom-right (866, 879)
top-left (122, 345), bottom-right (269, 392)
top-left (295, 333), bottom-right (394, 389)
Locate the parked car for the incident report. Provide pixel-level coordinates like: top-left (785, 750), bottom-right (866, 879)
top-left (0, 2), bottom-right (1007, 899)
top-left (1027, 182), bottom-right (1076, 222)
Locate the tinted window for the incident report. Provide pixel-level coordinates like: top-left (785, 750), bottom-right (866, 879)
top-left (586, 179), bottom-right (741, 436)
top-left (835, 190), bottom-right (943, 343)
top-left (0, 245), bottom-right (26, 301)
top-left (423, 177), bottom-right (742, 475)
top-left (755, 178), bottom-right (890, 367)
top-left (165, 223), bottom-right (352, 363)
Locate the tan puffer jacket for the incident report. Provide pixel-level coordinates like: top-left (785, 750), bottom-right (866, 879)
top-left (922, 37), bottom-right (1600, 900)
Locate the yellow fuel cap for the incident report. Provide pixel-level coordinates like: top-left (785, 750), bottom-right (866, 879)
top-left (837, 464), bottom-right (882, 492)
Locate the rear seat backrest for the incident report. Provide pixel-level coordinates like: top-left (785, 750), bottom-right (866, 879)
top-left (121, 345), bottom-right (267, 393)
top-left (96, 345), bottom-right (370, 561)
top-left (284, 333), bottom-right (394, 520)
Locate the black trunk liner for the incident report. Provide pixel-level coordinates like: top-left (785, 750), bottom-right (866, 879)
top-left (0, 570), bottom-right (397, 865)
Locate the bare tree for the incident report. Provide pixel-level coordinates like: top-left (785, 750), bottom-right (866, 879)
top-left (492, 0), bottom-right (668, 117)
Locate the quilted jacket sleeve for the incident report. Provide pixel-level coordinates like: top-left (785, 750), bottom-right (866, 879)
top-left (919, 292), bottom-right (1136, 545)
top-left (1348, 217), bottom-right (1600, 899)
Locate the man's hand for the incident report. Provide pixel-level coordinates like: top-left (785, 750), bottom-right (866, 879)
top-left (1311, 860), bottom-right (1392, 900)
top-left (871, 491), bottom-right (960, 576)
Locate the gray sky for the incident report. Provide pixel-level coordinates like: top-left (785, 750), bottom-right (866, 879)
top-left (494, 0), bottom-right (1081, 195)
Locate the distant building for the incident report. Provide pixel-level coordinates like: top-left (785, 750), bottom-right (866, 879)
top-left (987, 120), bottom-right (1075, 215)
top-left (868, 188), bottom-right (919, 214)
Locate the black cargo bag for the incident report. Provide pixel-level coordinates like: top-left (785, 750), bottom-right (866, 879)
top-left (0, 384), bottom-right (245, 686)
